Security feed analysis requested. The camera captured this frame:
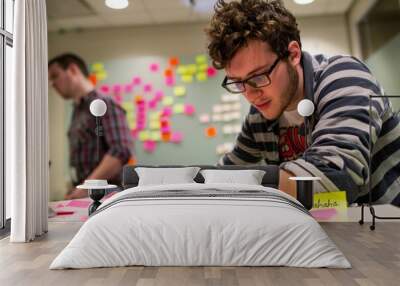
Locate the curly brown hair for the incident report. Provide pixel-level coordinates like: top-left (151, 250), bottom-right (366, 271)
top-left (206, 0), bottom-right (301, 69)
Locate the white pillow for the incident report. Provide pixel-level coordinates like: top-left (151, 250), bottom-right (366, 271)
top-left (135, 167), bottom-right (201, 186)
top-left (200, 169), bottom-right (266, 185)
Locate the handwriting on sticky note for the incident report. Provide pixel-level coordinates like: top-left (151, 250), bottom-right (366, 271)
top-left (313, 191), bottom-right (347, 209)
top-left (66, 200), bottom-right (91, 208)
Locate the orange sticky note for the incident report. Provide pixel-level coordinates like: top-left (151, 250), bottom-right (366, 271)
top-left (89, 74), bottom-right (97, 86)
top-left (169, 57), bottom-right (179, 67)
top-left (161, 132), bottom-right (171, 142)
top-left (205, 126), bottom-right (217, 138)
top-left (164, 68), bottom-right (173, 77)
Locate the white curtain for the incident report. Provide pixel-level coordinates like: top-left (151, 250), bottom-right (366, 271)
top-left (8, 0), bottom-right (49, 242)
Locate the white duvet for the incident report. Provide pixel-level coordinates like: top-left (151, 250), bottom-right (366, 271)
top-left (50, 183), bottom-right (351, 269)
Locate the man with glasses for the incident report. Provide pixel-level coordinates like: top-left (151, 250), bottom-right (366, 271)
top-left (206, 0), bottom-right (400, 206)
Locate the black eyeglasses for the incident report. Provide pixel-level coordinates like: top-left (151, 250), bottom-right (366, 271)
top-left (222, 57), bottom-right (282, 94)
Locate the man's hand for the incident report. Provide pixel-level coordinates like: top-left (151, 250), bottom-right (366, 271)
top-left (64, 188), bottom-right (88, 200)
top-left (278, 169), bottom-right (297, 198)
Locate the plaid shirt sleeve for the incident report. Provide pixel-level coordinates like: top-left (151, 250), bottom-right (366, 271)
top-left (101, 98), bottom-right (133, 164)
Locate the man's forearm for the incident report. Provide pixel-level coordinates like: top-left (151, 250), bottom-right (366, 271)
top-left (86, 154), bottom-right (123, 182)
top-left (278, 169), bottom-right (297, 198)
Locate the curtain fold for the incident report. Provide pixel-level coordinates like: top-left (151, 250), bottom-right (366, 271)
top-left (9, 0), bottom-right (49, 242)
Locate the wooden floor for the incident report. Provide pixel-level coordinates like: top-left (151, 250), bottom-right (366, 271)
top-left (0, 222), bottom-right (399, 286)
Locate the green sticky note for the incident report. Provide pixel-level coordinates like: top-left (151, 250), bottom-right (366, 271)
top-left (195, 54), bottom-right (207, 65)
top-left (138, 131), bottom-right (150, 141)
top-left (149, 121), bottom-right (161, 130)
top-left (173, 103), bottom-right (184, 114)
top-left (181, 75), bottom-right (193, 84)
top-left (162, 96), bottom-right (174, 106)
top-left (313, 191), bottom-right (348, 209)
top-left (150, 131), bottom-right (161, 141)
top-left (173, 86), bottom-right (186, 97)
top-left (197, 63), bottom-right (208, 72)
top-left (196, 72), bottom-right (207, 82)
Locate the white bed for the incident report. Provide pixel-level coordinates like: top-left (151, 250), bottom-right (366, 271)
top-left (50, 183), bottom-right (351, 269)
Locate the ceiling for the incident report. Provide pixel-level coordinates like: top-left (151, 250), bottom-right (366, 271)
top-left (47, 0), bottom-right (354, 32)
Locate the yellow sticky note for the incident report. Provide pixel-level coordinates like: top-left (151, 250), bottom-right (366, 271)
top-left (150, 131), bottom-right (161, 141)
top-left (181, 75), bottom-right (193, 83)
top-left (128, 120), bottom-right (136, 130)
top-left (173, 86), bottom-right (186, 97)
top-left (121, 102), bottom-right (134, 111)
top-left (91, 62), bottom-right (105, 72)
top-left (187, 64), bottom-right (197, 74)
top-left (313, 191), bottom-right (348, 209)
top-left (195, 54), bottom-right (207, 65)
top-left (176, 65), bottom-right (188, 75)
top-left (138, 131), bottom-right (150, 141)
top-left (162, 96), bottom-right (174, 106)
top-left (173, 103), bottom-right (184, 114)
top-left (96, 71), bottom-right (108, 81)
top-left (196, 72), bottom-right (207, 82)
top-left (197, 63), bottom-right (208, 72)
top-left (149, 121), bottom-right (161, 130)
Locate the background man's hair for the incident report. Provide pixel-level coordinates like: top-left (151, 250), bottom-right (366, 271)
top-left (48, 53), bottom-right (89, 77)
top-left (206, 0), bottom-right (301, 69)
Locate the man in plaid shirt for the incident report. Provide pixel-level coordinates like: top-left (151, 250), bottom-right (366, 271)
top-left (49, 53), bottom-right (134, 199)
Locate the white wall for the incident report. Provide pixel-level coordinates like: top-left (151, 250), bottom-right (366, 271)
top-left (48, 17), bottom-right (351, 200)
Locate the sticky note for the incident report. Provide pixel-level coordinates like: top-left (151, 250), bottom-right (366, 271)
top-left (121, 102), bottom-right (134, 111)
top-left (212, 114), bottom-right (222, 122)
top-left (132, 76), bottom-right (142, 85)
top-left (100, 84), bottom-right (110, 94)
top-left (96, 71), bottom-right (108, 81)
top-left (150, 131), bottom-right (161, 141)
top-left (196, 72), bottom-right (207, 82)
top-left (149, 112), bottom-right (161, 121)
top-left (171, 131), bottom-right (183, 143)
top-left (165, 76), bottom-right (175, 87)
top-left (161, 107), bottom-right (172, 117)
top-left (128, 120), bottom-right (136, 130)
top-left (199, 113), bottom-right (210, 123)
top-left (181, 75), bottom-right (193, 84)
top-left (114, 94), bottom-right (123, 104)
top-left (89, 74), bottom-right (97, 86)
top-left (197, 63), bottom-right (208, 72)
top-left (148, 99), bottom-right (158, 109)
top-left (113, 84), bottom-right (122, 94)
top-left (313, 191), bottom-right (348, 209)
top-left (195, 54), bottom-right (208, 65)
top-left (173, 86), bottom-right (186, 97)
top-left (213, 105), bottom-right (223, 113)
top-left (205, 126), bottom-right (217, 138)
top-left (161, 126), bottom-right (171, 133)
top-left (66, 200), bottom-right (91, 208)
top-left (187, 64), bottom-right (197, 74)
top-left (143, 83), bottom-right (153, 93)
top-left (184, 104), bottom-right (195, 116)
top-left (154, 90), bottom-right (164, 101)
top-left (149, 63), bottom-right (159, 72)
top-left (139, 131), bottom-right (150, 141)
top-left (162, 96), bottom-right (174, 106)
top-left (223, 124), bottom-right (233, 134)
top-left (130, 129), bottom-right (138, 139)
top-left (124, 84), bottom-right (134, 94)
top-left (173, 104), bottom-right (184, 114)
top-left (160, 118), bottom-right (170, 127)
top-left (310, 208), bottom-right (337, 220)
top-left (91, 62), bottom-right (105, 72)
top-left (164, 68), bottom-right (173, 78)
top-left (207, 67), bottom-right (217, 77)
top-left (161, 132), bottom-right (171, 142)
top-left (149, 121), bottom-right (161, 130)
top-left (169, 57), bottom-right (179, 67)
top-left (176, 65), bottom-right (188, 75)
top-left (143, 140), bottom-right (157, 153)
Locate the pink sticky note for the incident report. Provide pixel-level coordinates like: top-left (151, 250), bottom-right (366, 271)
top-left (171, 131), bottom-right (183, 143)
top-left (114, 94), bottom-right (123, 104)
top-left (165, 76), bottom-right (175, 87)
top-left (143, 140), bottom-right (157, 153)
top-left (149, 63), bottom-right (159, 72)
top-left (148, 99), bottom-right (158, 109)
top-left (80, 216), bottom-right (88, 222)
top-left (310, 208), bottom-right (337, 220)
top-left (184, 104), bottom-right (196, 116)
top-left (161, 107), bottom-right (172, 117)
top-left (161, 126), bottom-right (171, 133)
top-left (154, 90), bottom-right (164, 101)
top-left (207, 67), bottom-right (217, 77)
top-left (113, 84), bottom-right (122, 94)
top-left (132, 76), bottom-right (142, 85)
top-left (124, 84), bottom-right (134, 93)
top-left (143, 84), bottom-right (153, 93)
top-left (131, 129), bottom-right (138, 139)
top-left (100, 84), bottom-right (111, 95)
top-left (66, 200), bottom-right (91, 208)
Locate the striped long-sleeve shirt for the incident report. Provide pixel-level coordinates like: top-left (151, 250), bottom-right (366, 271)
top-left (221, 52), bottom-right (400, 206)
